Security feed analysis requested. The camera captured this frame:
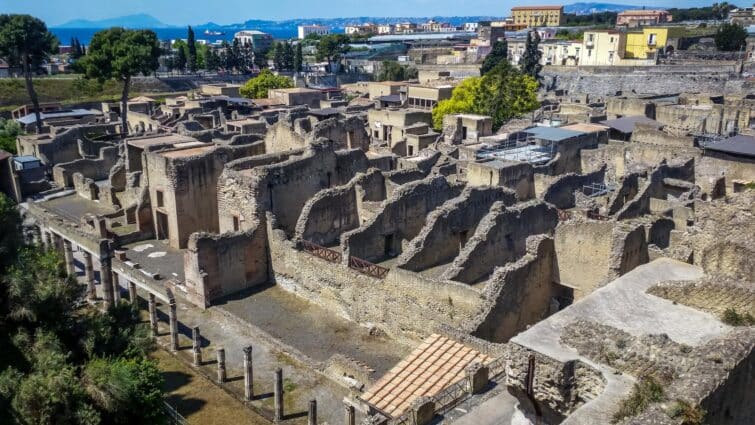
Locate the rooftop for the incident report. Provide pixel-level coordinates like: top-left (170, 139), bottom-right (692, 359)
top-left (16, 109), bottom-right (101, 125)
top-left (127, 134), bottom-right (198, 149)
top-left (704, 134), bottom-right (755, 158)
top-left (511, 5), bottom-right (564, 10)
top-left (361, 334), bottom-right (492, 418)
top-left (270, 87), bottom-right (321, 94)
top-left (561, 123), bottom-right (610, 133)
top-left (522, 125), bottom-right (586, 142)
top-left (600, 116), bottom-right (661, 134)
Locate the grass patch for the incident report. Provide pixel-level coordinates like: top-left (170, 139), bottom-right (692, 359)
top-left (0, 77), bottom-right (125, 108)
top-left (612, 375), bottom-right (665, 423)
top-left (721, 308), bottom-right (755, 326)
top-left (666, 400), bottom-right (706, 425)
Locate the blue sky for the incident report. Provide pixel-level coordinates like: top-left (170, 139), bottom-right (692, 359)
top-left (2, 0), bottom-right (740, 26)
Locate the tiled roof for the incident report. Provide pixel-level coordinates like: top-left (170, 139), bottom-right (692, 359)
top-left (361, 334), bottom-right (491, 418)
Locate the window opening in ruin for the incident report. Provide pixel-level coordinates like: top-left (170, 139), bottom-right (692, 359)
top-left (459, 230), bottom-right (469, 249)
top-left (233, 216), bottom-right (240, 232)
top-left (462, 126), bottom-right (468, 140)
top-left (156, 211), bottom-right (169, 240)
top-left (156, 190), bottom-right (164, 208)
top-left (408, 145), bottom-right (414, 156)
top-left (384, 234), bottom-right (394, 258)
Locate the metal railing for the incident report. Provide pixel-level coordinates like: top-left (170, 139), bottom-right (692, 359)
top-left (301, 240), bottom-right (343, 263)
top-left (348, 256), bottom-right (390, 279)
top-left (164, 401), bottom-right (188, 425)
top-left (583, 183), bottom-right (615, 198)
top-left (433, 378), bottom-right (470, 415)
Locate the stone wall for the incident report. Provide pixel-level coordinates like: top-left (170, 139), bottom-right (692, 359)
top-left (554, 220), bottom-right (649, 299)
top-left (541, 166), bottom-right (607, 209)
top-left (183, 224), bottom-right (269, 307)
top-left (52, 145), bottom-right (119, 187)
top-left (467, 161), bottom-right (536, 201)
top-left (397, 186), bottom-right (516, 272)
top-left (442, 200), bottom-right (559, 284)
top-left (468, 235), bottom-right (558, 343)
top-left (341, 176), bottom-right (463, 263)
top-left (294, 169), bottom-right (386, 246)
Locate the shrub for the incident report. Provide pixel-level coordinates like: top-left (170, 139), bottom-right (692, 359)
top-left (612, 375), bottom-right (664, 423)
top-left (721, 308), bottom-right (755, 326)
top-left (667, 399), bottom-right (706, 425)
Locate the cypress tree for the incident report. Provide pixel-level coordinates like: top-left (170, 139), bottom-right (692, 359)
top-left (283, 41), bottom-right (294, 71)
top-left (521, 30), bottom-right (542, 82)
top-left (481, 39), bottom-right (508, 75)
top-left (294, 42), bottom-right (303, 72)
top-left (187, 26), bottom-right (197, 72)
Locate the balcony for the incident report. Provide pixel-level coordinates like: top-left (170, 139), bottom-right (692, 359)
top-left (585, 41), bottom-right (594, 48)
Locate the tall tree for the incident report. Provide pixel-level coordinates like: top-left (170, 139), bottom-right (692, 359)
top-left (520, 30), bottom-right (543, 82)
top-left (481, 39), bottom-right (508, 75)
top-left (80, 28), bottom-right (160, 135)
top-left (273, 42), bottom-right (284, 70)
top-left (294, 42), bottom-right (303, 72)
top-left (715, 22), bottom-right (747, 51)
top-left (282, 41), bottom-right (295, 71)
top-left (316, 34), bottom-right (351, 72)
top-left (187, 26), bottom-right (197, 73)
top-left (174, 43), bottom-right (187, 73)
top-left (0, 15), bottom-right (58, 134)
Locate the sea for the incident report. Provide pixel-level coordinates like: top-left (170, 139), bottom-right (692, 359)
top-left (50, 27), bottom-right (301, 45)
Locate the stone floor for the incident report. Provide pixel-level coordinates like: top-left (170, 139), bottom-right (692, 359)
top-left (40, 193), bottom-right (117, 222)
top-left (123, 239), bottom-right (186, 281)
top-left (217, 284), bottom-right (410, 377)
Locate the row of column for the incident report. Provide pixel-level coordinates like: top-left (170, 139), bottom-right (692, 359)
top-left (38, 228), bottom-right (344, 425)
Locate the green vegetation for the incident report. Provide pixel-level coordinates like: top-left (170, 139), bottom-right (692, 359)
top-left (0, 193), bottom-right (165, 424)
top-left (79, 28), bottom-right (161, 134)
top-left (271, 41), bottom-right (295, 71)
top-left (239, 69), bottom-right (293, 98)
top-left (563, 11), bottom-right (617, 27)
top-left (715, 22), bottom-right (748, 52)
top-left (374, 61), bottom-right (417, 82)
top-left (432, 61), bottom-right (539, 131)
top-left (720, 307), bottom-right (755, 326)
top-left (480, 40), bottom-right (508, 75)
top-left (666, 400), bottom-right (707, 425)
top-left (0, 14), bottom-right (59, 133)
top-left (315, 34), bottom-right (351, 71)
top-left (521, 31), bottom-right (543, 82)
top-left (669, 4), bottom-right (731, 22)
top-left (0, 118), bottom-right (21, 153)
top-left (612, 376), bottom-right (665, 423)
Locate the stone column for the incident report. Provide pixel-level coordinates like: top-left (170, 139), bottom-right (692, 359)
top-left (466, 362), bottom-right (489, 396)
top-left (129, 281), bottom-right (138, 307)
top-left (83, 252), bottom-right (96, 301)
top-left (43, 231), bottom-right (52, 249)
top-left (169, 298), bottom-right (179, 351)
top-left (101, 258), bottom-right (114, 309)
top-left (148, 293), bottom-right (158, 337)
top-left (216, 347), bottom-right (226, 383)
top-left (308, 399), bottom-right (317, 425)
top-left (111, 271), bottom-right (121, 304)
top-left (274, 368), bottom-right (283, 422)
top-left (192, 326), bottom-right (202, 366)
top-left (63, 240), bottom-right (75, 276)
top-left (345, 404), bottom-right (355, 425)
top-left (243, 346), bottom-right (253, 400)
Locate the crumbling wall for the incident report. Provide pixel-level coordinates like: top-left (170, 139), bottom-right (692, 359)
top-left (183, 224), bottom-right (268, 307)
top-left (535, 133), bottom-right (601, 177)
top-left (341, 176), bottom-right (463, 263)
top-left (469, 235), bottom-right (558, 343)
top-left (696, 151), bottom-right (755, 195)
top-left (52, 145), bottom-right (119, 187)
top-left (541, 166), bottom-right (607, 209)
top-left (264, 119), bottom-right (307, 153)
top-left (294, 169), bottom-right (385, 246)
top-left (443, 201), bottom-right (559, 284)
top-left (615, 160), bottom-right (695, 220)
top-left (605, 97), bottom-right (655, 119)
top-left (309, 115), bottom-right (370, 151)
top-left (397, 186), bottom-right (516, 271)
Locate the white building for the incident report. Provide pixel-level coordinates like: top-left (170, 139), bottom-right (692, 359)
top-left (298, 25), bottom-right (330, 39)
top-left (464, 22), bottom-right (480, 32)
top-left (377, 24), bottom-right (395, 35)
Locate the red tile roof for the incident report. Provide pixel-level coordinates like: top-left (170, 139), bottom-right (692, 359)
top-left (361, 334), bottom-right (491, 418)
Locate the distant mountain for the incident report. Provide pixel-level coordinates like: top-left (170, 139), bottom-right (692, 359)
top-left (565, 2), bottom-right (640, 15)
top-left (56, 14), bottom-right (176, 29)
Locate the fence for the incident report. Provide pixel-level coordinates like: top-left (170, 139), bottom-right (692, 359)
top-left (301, 240), bottom-right (342, 263)
top-left (164, 401), bottom-right (188, 425)
top-left (348, 256), bottom-right (390, 279)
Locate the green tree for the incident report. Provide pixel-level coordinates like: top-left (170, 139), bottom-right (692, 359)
top-left (715, 22), bottom-right (747, 52)
top-left (79, 28), bottom-right (160, 135)
top-left (282, 42), bottom-right (295, 71)
top-left (294, 43), bottom-right (303, 72)
top-left (272, 42), bottom-right (284, 70)
top-left (0, 118), bottom-right (22, 154)
top-left (316, 34), bottom-right (351, 72)
top-left (712, 2), bottom-right (733, 20)
top-left (239, 69), bottom-right (293, 98)
top-left (375, 61), bottom-right (417, 81)
top-left (521, 30), bottom-right (542, 82)
top-left (205, 49), bottom-right (221, 71)
top-left (186, 26), bottom-right (197, 72)
top-left (0, 193), bottom-right (22, 273)
top-left (174, 42), bottom-right (187, 73)
top-left (480, 39), bottom-right (508, 75)
top-left (0, 15), bottom-right (59, 134)
top-left (431, 61), bottom-right (538, 131)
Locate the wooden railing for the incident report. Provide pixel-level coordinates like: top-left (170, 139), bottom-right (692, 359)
top-left (348, 256), bottom-right (389, 279)
top-left (301, 240), bottom-right (342, 263)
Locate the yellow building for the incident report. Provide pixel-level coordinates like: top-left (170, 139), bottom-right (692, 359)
top-left (580, 30), bottom-right (623, 66)
top-left (511, 5), bottom-right (564, 27)
top-left (622, 28), bottom-right (669, 59)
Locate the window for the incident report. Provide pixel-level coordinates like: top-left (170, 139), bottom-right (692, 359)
top-left (156, 190), bottom-right (164, 208)
top-left (232, 215), bottom-right (240, 231)
top-left (588, 34), bottom-right (594, 42)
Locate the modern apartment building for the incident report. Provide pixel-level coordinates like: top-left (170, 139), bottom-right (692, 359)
top-left (510, 5), bottom-right (565, 27)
